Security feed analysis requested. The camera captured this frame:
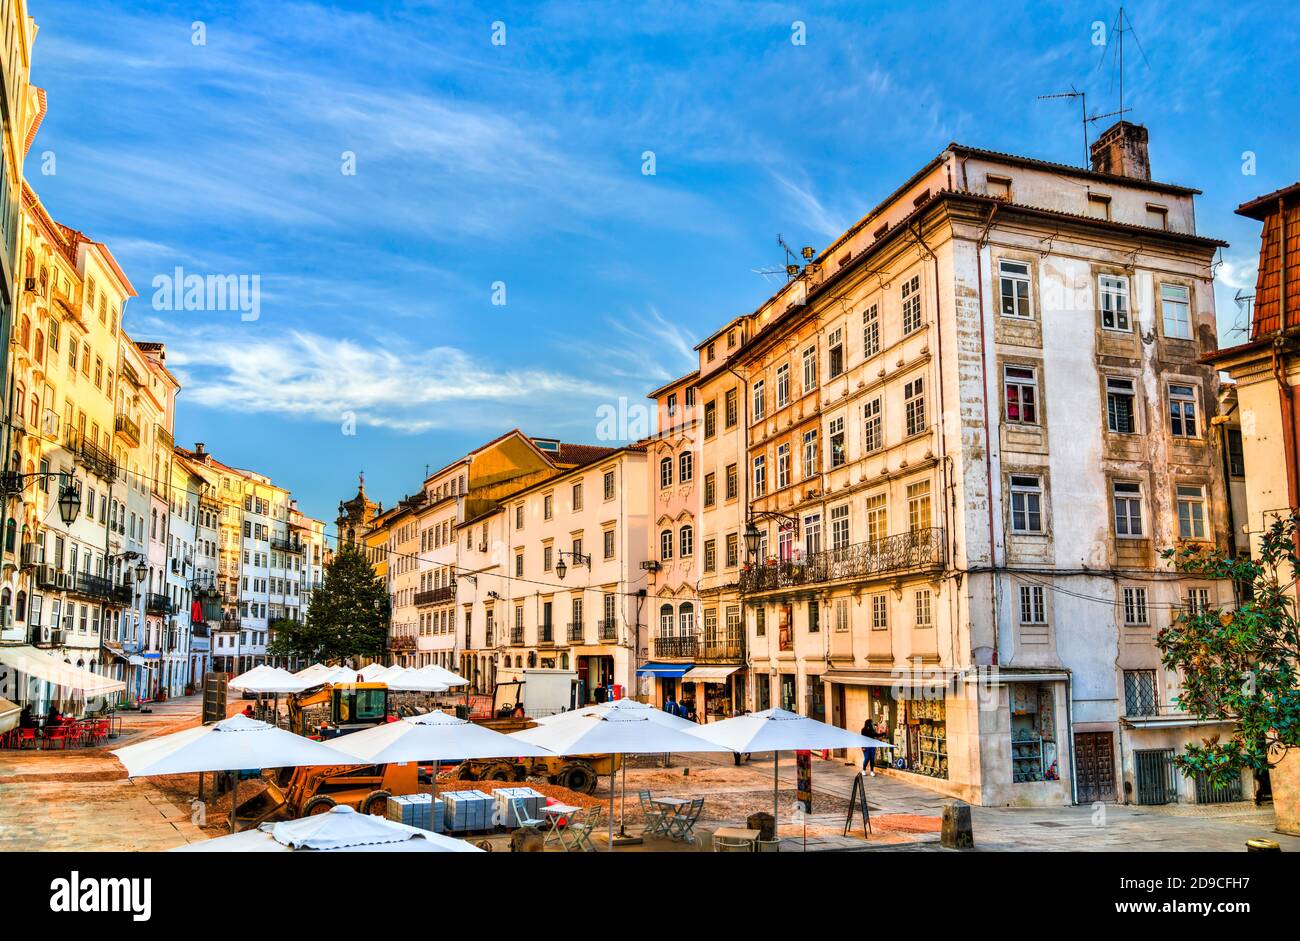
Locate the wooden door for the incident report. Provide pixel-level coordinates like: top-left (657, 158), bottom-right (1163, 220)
top-left (1074, 731), bottom-right (1117, 803)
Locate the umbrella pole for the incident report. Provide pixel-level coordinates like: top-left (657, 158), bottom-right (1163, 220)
top-left (230, 774), bottom-right (239, 834)
top-left (773, 751), bottom-right (779, 839)
top-left (608, 753), bottom-right (615, 850)
top-left (619, 757), bottom-right (627, 837)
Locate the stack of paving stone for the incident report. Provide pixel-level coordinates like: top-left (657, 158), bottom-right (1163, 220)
top-left (494, 787), bottom-right (545, 827)
top-left (385, 793), bottom-right (445, 833)
top-left (441, 789), bottom-right (494, 832)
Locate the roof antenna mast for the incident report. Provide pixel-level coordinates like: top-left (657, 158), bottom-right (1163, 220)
top-left (1037, 86), bottom-right (1089, 167)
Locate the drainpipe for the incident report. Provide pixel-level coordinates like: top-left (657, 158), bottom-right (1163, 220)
top-left (1274, 195), bottom-right (1300, 514)
top-left (725, 361), bottom-right (753, 709)
top-left (975, 208), bottom-right (1001, 666)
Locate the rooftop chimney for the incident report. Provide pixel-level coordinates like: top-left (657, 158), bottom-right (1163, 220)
top-left (1090, 120), bottom-right (1150, 181)
top-left (195, 442), bottom-right (205, 456)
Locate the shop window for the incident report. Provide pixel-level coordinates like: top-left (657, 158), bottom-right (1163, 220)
top-left (1124, 670), bottom-right (1159, 717)
top-left (1010, 683), bottom-right (1059, 783)
top-left (908, 696), bottom-right (947, 779)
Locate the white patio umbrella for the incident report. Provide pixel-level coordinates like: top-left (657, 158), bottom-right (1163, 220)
top-left (511, 708), bottom-right (731, 849)
top-left (171, 804), bottom-right (483, 853)
top-left (382, 668), bottom-right (450, 694)
top-left (690, 708), bottom-right (895, 836)
top-left (229, 667), bottom-right (313, 695)
top-left (533, 698), bottom-right (708, 838)
top-left (357, 663), bottom-right (390, 682)
top-left (416, 664), bottom-right (469, 686)
top-left (112, 714), bottom-right (363, 831)
top-left (331, 708), bottom-right (551, 812)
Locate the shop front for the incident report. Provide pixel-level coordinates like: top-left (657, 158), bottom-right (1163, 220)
top-left (681, 665), bottom-right (743, 722)
top-left (637, 660), bottom-right (691, 709)
top-left (575, 652), bottom-right (617, 704)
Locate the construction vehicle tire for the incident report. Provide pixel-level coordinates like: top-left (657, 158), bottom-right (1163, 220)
top-left (361, 789), bottom-right (392, 816)
top-left (453, 762), bottom-right (479, 781)
top-left (302, 795), bottom-right (337, 816)
top-left (559, 761), bottom-right (598, 795)
top-left (480, 761), bottom-right (515, 782)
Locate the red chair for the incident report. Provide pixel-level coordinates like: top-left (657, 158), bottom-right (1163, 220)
top-left (16, 728), bottom-right (38, 750)
top-left (89, 720), bottom-right (110, 746)
top-left (43, 725), bottom-right (70, 750)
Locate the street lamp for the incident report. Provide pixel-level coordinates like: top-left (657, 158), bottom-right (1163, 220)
top-left (742, 511), bottom-right (800, 561)
top-left (743, 520), bottom-right (762, 559)
top-left (57, 477), bottom-right (81, 526)
top-left (134, 560), bottom-right (149, 583)
top-left (555, 549), bottom-right (591, 581)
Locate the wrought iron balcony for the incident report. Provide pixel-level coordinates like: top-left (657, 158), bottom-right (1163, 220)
top-left (71, 571), bottom-right (116, 603)
top-left (599, 618), bottom-right (617, 642)
top-left (538, 623), bottom-right (555, 646)
top-left (653, 635), bottom-right (696, 659)
top-left (114, 413), bottom-right (141, 447)
top-left (414, 585), bottom-right (456, 606)
top-left (146, 593), bottom-right (172, 616)
top-left (270, 535), bottom-right (305, 554)
top-left (510, 627), bottom-right (524, 646)
top-left (63, 427), bottom-right (118, 481)
top-left (700, 634), bottom-right (745, 662)
top-left (739, 527), bottom-right (945, 594)
top-left (567, 622), bottom-right (584, 643)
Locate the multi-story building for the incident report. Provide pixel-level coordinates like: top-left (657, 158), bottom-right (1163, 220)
top-left (660, 123), bottom-right (1235, 807)
top-left (415, 461), bottom-right (467, 671)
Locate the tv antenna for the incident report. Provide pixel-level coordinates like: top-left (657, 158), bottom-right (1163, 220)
top-left (1097, 6), bottom-right (1150, 119)
top-left (1037, 86), bottom-right (1089, 166)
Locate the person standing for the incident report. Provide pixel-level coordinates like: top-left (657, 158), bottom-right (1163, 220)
top-left (663, 694), bottom-right (679, 717)
top-left (861, 719), bottom-right (877, 775)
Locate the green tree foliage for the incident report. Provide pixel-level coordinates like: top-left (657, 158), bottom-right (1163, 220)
top-left (1160, 513), bottom-right (1300, 786)
top-left (268, 546), bottom-right (389, 663)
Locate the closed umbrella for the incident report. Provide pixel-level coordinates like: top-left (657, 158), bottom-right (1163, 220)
top-left (112, 714), bottom-right (363, 831)
top-left (689, 708), bottom-right (895, 837)
top-left (171, 804), bottom-right (482, 853)
top-left (332, 709), bottom-right (552, 818)
top-left (511, 707), bottom-right (731, 849)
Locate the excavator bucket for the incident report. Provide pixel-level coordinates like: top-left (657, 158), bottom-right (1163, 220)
top-left (233, 778), bottom-right (289, 828)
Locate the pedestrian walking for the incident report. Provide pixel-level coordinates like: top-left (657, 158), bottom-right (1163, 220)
top-left (862, 719), bottom-right (877, 775)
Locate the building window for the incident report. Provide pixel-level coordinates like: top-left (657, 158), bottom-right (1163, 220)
top-left (802, 430), bottom-right (818, 479)
top-left (659, 604), bottom-right (673, 636)
top-left (1123, 670), bottom-right (1158, 716)
top-left (1087, 193), bottom-right (1112, 220)
top-left (679, 451), bottom-right (693, 484)
top-left (1106, 376), bottom-right (1137, 434)
top-left (776, 364), bottom-right (790, 408)
top-left (543, 545), bottom-right (553, 571)
top-left (1112, 481), bottom-right (1144, 537)
top-left (704, 401), bottom-right (716, 438)
top-left (906, 482), bottom-right (931, 532)
top-left (901, 275), bottom-right (922, 334)
top-left (725, 388), bottom-right (738, 427)
top-left (725, 464), bottom-right (738, 500)
top-left (752, 380), bottom-right (765, 421)
top-left (1099, 274), bottom-right (1130, 331)
top-left (725, 533), bottom-right (739, 568)
top-left (915, 590), bottom-right (932, 627)
top-left (834, 597), bottom-right (849, 632)
top-left (1009, 475), bottom-right (1043, 534)
top-left (871, 594), bottom-right (888, 630)
top-left (704, 472), bottom-right (716, 507)
top-left (803, 513), bottom-right (821, 556)
top-left (776, 443), bottom-right (790, 489)
top-left (998, 259), bottom-right (1032, 318)
top-left (1169, 384), bottom-right (1198, 438)
top-left (666, 393), bottom-right (678, 418)
top-left (753, 455), bottom-right (766, 497)
top-left (572, 482), bottom-right (583, 511)
top-left (755, 607), bottom-right (765, 637)
top-left (904, 377), bottom-right (926, 436)
top-left (863, 397), bottom-right (882, 452)
top-left (1004, 365), bottom-right (1039, 424)
top-left (829, 416), bottom-right (846, 467)
top-left (828, 327), bottom-right (844, 379)
top-left (515, 505), bottom-right (524, 530)
top-left (660, 529), bottom-right (673, 561)
top-left (679, 602), bottom-right (694, 636)
top-left (1019, 585), bottom-right (1046, 624)
top-left (830, 504), bottom-right (849, 552)
top-left (808, 599), bottom-right (820, 633)
top-left (679, 525), bottom-right (693, 558)
top-left (660, 457), bottom-right (673, 489)
top-left (515, 552), bottom-right (524, 577)
top-left (862, 304), bottom-right (879, 357)
top-left (1122, 587), bottom-right (1149, 626)
top-left (703, 539), bottom-right (716, 572)
top-left (802, 346), bottom-right (817, 393)
top-left (604, 471), bottom-right (615, 500)
top-left (865, 493), bottom-right (887, 544)
top-left (1186, 587), bottom-right (1210, 614)
top-left (1160, 283), bottom-right (1191, 339)
top-left (1176, 485), bottom-right (1207, 540)
top-left (604, 529), bottom-right (615, 559)
top-left (543, 494), bottom-right (553, 520)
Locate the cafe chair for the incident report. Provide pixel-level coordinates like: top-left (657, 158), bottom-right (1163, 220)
top-left (566, 805), bottom-right (602, 852)
top-left (756, 838), bottom-right (781, 852)
top-left (666, 797), bottom-right (705, 843)
top-left (714, 836), bottom-right (753, 852)
top-left (509, 798), bottom-right (546, 831)
top-left (638, 789), bottom-right (667, 836)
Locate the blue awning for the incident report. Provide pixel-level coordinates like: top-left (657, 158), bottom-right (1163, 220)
top-left (637, 662), bottom-right (693, 678)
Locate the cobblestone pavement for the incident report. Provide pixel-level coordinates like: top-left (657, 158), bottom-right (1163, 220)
top-left (3, 697), bottom-right (1298, 852)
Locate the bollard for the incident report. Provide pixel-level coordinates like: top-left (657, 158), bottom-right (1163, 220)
top-left (747, 812), bottom-right (775, 842)
top-left (941, 801), bottom-right (974, 848)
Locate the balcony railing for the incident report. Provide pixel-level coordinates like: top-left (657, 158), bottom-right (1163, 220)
top-left (114, 413), bottom-right (141, 446)
top-left (71, 571), bottom-right (115, 603)
top-left (653, 635), bottom-right (697, 659)
top-left (700, 634), bottom-right (745, 662)
top-left (63, 427), bottom-right (118, 482)
top-left (567, 622), bottom-right (584, 643)
top-left (539, 623), bottom-right (554, 645)
top-left (270, 535), bottom-right (305, 554)
top-left (599, 618), bottom-right (617, 642)
top-left (414, 585), bottom-right (456, 606)
top-left (510, 627), bottom-right (524, 645)
top-left (739, 527), bottom-right (945, 594)
top-left (146, 593), bottom-right (172, 616)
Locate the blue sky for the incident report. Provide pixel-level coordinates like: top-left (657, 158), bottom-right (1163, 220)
top-left (26, 0), bottom-right (1300, 524)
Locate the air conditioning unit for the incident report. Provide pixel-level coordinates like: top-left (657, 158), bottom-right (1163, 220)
top-left (0, 604), bottom-right (17, 642)
top-left (640, 560), bottom-right (662, 572)
top-left (36, 564), bottom-right (58, 589)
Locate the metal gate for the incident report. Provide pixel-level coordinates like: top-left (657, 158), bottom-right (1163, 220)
top-left (1134, 748), bottom-right (1177, 805)
top-left (1195, 771), bottom-right (1244, 804)
top-left (1074, 731), bottom-right (1117, 803)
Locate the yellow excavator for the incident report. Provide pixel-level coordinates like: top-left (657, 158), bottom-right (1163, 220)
top-left (235, 682), bottom-right (424, 825)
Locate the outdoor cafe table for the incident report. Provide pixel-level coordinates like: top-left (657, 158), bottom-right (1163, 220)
top-left (541, 804), bottom-right (582, 850)
top-left (712, 826), bottom-right (760, 850)
top-left (651, 796), bottom-right (692, 837)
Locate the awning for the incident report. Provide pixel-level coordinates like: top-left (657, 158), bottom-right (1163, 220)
top-left (103, 644), bottom-right (130, 663)
top-left (128, 655), bottom-right (156, 668)
top-left (682, 665), bottom-right (739, 684)
top-left (636, 662), bottom-right (693, 678)
top-left (0, 646), bottom-right (126, 695)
